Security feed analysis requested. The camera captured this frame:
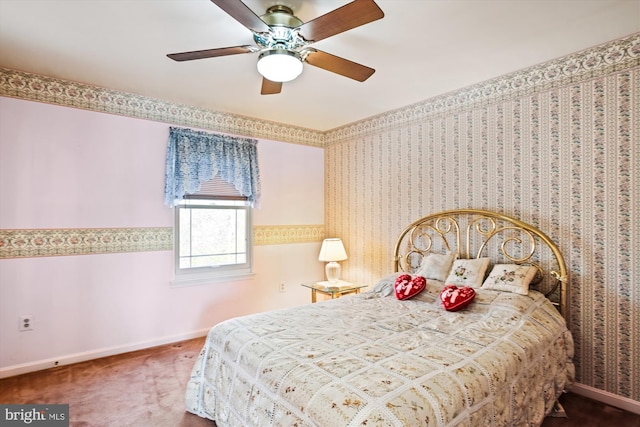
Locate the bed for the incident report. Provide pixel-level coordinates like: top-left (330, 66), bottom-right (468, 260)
top-left (185, 209), bottom-right (574, 426)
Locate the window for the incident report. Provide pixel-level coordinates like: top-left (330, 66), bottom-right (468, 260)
top-left (163, 126), bottom-right (260, 285)
top-left (174, 197), bottom-right (252, 283)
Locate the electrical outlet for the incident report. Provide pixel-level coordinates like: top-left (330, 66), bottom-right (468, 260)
top-left (20, 315), bottom-right (33, 332)
top-left (279, 283), bottom-right (286, 292)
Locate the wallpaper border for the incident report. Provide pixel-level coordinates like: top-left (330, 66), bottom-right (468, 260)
top-left (0, 225), bottom-right (324, 258)
top-left (0, 69), bottom-right (324, 147)
top-left (324, 33), bottom-right (640, 143)
top-left (0, 228), bottom-right (173, 258)
top-left (254, 224), bottom-right (324, 245)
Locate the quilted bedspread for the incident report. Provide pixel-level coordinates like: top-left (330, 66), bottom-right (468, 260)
top-left (185, 279), bottom-right (574, 426)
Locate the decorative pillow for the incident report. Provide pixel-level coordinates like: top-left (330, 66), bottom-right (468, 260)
top-left (481, 264), bottom-right (537, 295)
top-left (416, 251), bottom-right (456, 282)
top-left (440, 284), bottom-right (476, 311)
top-left (445, 258), bottom-right (491, 287)
top-left (394, 274), bottom-right (427, 300)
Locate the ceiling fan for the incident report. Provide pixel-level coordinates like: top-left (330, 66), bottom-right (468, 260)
top-left (167, 0), bottom-right (384, 95)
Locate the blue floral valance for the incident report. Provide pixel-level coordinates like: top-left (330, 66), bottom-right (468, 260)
top-left (164, 127), bottom-right (261, 207)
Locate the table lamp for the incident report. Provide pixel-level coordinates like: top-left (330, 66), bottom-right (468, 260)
top-left (318, 238), bottom-right (348, 285)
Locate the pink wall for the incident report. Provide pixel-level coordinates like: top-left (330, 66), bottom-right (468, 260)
top-left (0, 97), bottom-right (325, 375)
top-left (1, 98), bottom-right (171, 228)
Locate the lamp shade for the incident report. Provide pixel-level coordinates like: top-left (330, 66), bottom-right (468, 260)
top-left (257, 49), bottom-right (303, 82)
top-left (318, 238), bottom-right (348, 262)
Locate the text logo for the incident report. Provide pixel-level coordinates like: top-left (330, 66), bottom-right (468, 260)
top-left (1, 405), bottom-right (69, 426)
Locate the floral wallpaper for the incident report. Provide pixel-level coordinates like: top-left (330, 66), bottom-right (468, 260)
top-left (325, 33), bottom-right (639, 401)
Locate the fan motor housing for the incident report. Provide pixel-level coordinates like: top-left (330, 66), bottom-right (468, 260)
top-left (260, 5), bottom-right (303, 28)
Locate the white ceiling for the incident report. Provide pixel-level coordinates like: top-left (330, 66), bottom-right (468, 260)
top-left (0, 0), bottom-right (638, 131)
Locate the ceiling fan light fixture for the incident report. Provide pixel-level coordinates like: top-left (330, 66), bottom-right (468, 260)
top-left (257, 49), bottom-right (303, 82)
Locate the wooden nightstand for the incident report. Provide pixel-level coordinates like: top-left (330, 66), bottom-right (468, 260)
top-left (301, 281), bottom-right (367, 303)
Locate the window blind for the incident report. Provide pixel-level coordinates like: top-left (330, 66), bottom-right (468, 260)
top-left (185, 176), bottom-right (247, 200)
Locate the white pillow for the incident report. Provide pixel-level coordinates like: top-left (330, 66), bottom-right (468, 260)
top-left (481, 264), bottom-right (537, 295)
top-left (416, 251), bottom-right (456, 282)
top-left (371, 273), bottom-right (403, 297)
top-left (445, 258), bottom-right (491, 287)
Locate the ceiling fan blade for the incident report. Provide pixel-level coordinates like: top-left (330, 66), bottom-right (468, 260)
top-left (297, 0), bottom-right (384, 43)
top-left (167, 45), bottom-right (255, 61)
top-left (210, 0), bottom-right (270, 33)
top-left (261, 78), bottom-right (282, 95)
top-left (305, 50), bottom-right (375, 82)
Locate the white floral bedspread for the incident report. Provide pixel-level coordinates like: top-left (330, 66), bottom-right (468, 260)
top-left (185, 280), bottom-right (574, 427)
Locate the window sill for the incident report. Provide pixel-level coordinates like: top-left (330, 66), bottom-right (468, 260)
top-left (170, 271), bottom-right (255, 288)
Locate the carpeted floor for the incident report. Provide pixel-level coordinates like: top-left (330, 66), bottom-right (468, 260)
top-left (0, 337), bottom-right (213, 427)
top-left (1, 336), bottom-right (638, 426)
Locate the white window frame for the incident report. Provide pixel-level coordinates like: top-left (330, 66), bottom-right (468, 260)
top-left (171, 197), bottom-right (253, 287)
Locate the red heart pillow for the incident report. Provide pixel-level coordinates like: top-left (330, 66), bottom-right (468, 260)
top-left (394, 274), bottom-right (427, 300)
top-left (440, 284), bottom-right (476, 311)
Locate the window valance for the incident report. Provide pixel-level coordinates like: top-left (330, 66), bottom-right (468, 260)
top-left (164, 127), bottom-right (261, 207)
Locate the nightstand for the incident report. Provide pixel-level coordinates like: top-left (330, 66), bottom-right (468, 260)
top-left (301, 281), bottom-right (367, 303)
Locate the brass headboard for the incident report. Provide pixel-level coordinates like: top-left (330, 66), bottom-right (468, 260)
top-left (393, 209), bottom-right (569, 321)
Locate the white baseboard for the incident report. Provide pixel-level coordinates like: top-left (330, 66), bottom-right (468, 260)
top-left (0, 328), bottom-right (210, 379)
top-left (569, 383), bottom-right (640, 415)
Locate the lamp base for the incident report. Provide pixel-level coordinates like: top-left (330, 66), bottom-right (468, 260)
top-left (325, 261), bottom-right (341, 285)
